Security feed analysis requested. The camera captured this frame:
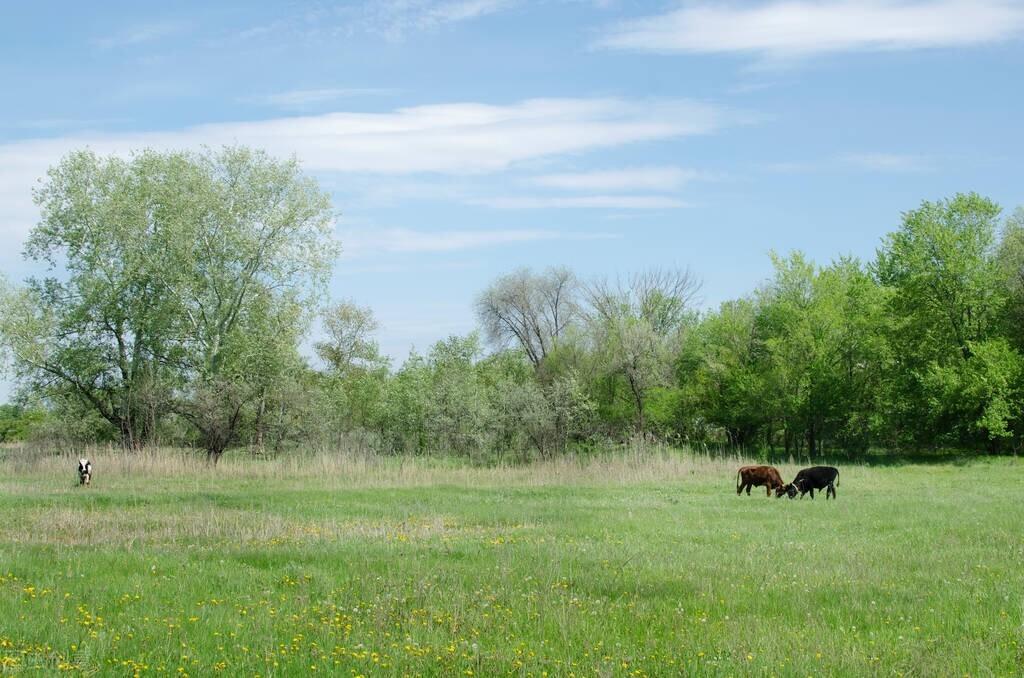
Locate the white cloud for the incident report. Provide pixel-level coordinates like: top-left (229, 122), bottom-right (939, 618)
top-left (364, 0), bottom-right (516, 38)
top-left (338, 227), bottom-right (617, 257)
top-left (12, 117), bottom-right (131, 131)
top-left (423, 0), bottom-right (514, 25)
top-left (841, 152), bottom-right (933, 172)
top-left (598, 1), bottom-right (1024, 59)
top-left (473, 195), bottom-right (688, 209)
top-left (530, 166), bottom-right (701, 191)
top-left (0, 97), bottom-right (724, 264)
top-left (0, 97), bottom-right (723, 175)
top-left (247, 88), bottom-right (398, 111)
top-left (94, 21), bottom-right (188, 49)
top-left (273, 0), bottom-right (518, 42)
top-left (763, 152), bottom-right (934, 174)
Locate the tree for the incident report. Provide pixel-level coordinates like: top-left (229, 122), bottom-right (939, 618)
top-left (756, 253), bottom-right (889, 455)
top-left (874, 193), bottom-right (1010, 446)
top-left (678, 297), bottom-right (768, 447)
top-left (1, 147), bottom-right (336, 459)
top-left (165, 148), bottom-right (336, 463)
top-left (314, 301), bottom-right (388, 439)
top-left (3, 151), bottom-right (192, 449)
top-left (379, 335), bottom-right (491, 457)
top-left (483, 351), bottom-right (596, 459)
top-left (585, 268), bottom-right (701, 436)
top-left (997, 208), bottom-right (1024, 351)
top-left (315, 301), bottom-right (383, 375)
top-left (475, 267), bottom-right (579, 370)
top-left (0, 404), bottom-right (46, 442)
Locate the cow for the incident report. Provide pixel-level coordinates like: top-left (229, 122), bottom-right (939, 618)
top-left (735, 465), bottom-right (787, 497)
top-left (785, 465), bottom-right (839, 500)
top-left (78, 458), bottom-right (92, 486)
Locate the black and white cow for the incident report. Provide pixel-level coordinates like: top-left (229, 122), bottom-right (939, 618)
top-left (78, 458), bottom-right (92, 486)
top-left (786, 465), bottom-right (839, 500)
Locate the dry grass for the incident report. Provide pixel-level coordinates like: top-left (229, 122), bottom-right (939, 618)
top-left (0, 441), bottom-right (767, 490)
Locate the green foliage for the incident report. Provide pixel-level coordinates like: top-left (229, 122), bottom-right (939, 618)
top-left (0, 404), bottom-right (45, 442)
top-left (0, 147), bottom-right (336, 458)
top-left (585, 269), bottom-right (699, 435)
top-left (4, 157), bottom-right (1023, 459)
top-left (873, 193), bottom-right (1012, 448)
top-left (996, 208), bottom-right (1024, 351)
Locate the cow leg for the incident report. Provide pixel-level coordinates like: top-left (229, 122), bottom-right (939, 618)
top-left (746, 484), bottom-right (751, 496)
top-left (809, 488), bottom-right (815, 499)
top-left (766, 485), bottom-right (771, 497)
top-left (827, 483), bottom-right (835, 500)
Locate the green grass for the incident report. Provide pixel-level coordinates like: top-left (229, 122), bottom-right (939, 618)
top-left (0, 449), bottom-right (1021, 676)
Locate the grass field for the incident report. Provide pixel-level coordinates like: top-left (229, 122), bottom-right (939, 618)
top-left (0, 448), bottom-right (1021, 676)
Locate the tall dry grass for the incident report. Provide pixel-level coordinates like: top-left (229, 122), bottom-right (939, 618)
top-left (0, 440), bottom-right (762, 490)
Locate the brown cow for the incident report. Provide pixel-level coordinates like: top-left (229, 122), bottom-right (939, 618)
top-left (735, 465), bottom-right (786, 497)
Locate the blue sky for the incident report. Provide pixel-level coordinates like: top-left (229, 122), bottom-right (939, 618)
top-left (2, 0), bottom-right (1023, 398)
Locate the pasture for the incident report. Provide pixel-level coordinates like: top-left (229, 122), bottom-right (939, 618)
top-left (0, 449), bottom-right (1021, 676)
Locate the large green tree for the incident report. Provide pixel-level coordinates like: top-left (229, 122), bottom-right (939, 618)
top-left (0, 147), bottom-right (336, 458)
top-left (874, 193), bottom-right (1018, 447)
top-left (997, 208), bottom-right (1024, 351)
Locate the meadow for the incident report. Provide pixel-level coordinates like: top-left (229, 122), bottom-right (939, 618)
top-left (0, 447), bottom-right (1021, 676)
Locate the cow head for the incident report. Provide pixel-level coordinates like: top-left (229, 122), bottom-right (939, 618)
top-left (776, 483), bottom-right (797, 499)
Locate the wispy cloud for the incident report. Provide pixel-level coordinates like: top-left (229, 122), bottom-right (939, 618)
top-left (529, 167), bottom-right (702, 192)
top-left (11, 118), bottom-right (130, 131)
top-left (424, 0), bottom-right (514, 25)
top-left (246, 88), bottom-right (399, 111)
top-left (0, 97), bottom-right (729, 176)
top-left (235, 0), bottom-right (517, 43)
top-left (598, 1), bottom-right (1024, 60)
top-left (355, 0), bottom-right (517, 39)
top-left (0, 97), bottom-right (728, 264)
top-left (94, 21), bottom-right (188, 49)
top-left (840, 152), bottom-right (934, 172)
top-left (339, 227), bottom-right (617, 257)
top-left (473, 195), bottom-right (688, 209)
top-left (764, 152), bottom-right (934, 174)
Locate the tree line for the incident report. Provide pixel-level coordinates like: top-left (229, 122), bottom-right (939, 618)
top-left (1, 147), bottom-right (1022, 459)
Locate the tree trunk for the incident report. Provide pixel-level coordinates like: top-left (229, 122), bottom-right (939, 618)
top-left (120, 418), bottom-right (142, 452)
top-left (253, 389), bottom-right (267, 452)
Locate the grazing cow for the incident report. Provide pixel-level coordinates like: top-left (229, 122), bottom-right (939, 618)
top-left (786, 465), bottom-right (839, 500)
top-left (776, 482), bottom-right (798, 499)
top-left (735, 465), bottom-right (787, 497)
top-left (78, 458), bottom-right (92, 486)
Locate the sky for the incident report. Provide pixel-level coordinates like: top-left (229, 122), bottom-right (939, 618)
top-left (2, 0), bottom-right (1023, 399)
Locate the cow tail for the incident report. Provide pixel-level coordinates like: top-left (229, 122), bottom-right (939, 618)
top-left (835, 469), bottom-right (840, 487)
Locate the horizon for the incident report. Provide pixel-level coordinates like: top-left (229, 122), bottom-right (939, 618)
top-left (3, 0), bottom-right (1024, 401)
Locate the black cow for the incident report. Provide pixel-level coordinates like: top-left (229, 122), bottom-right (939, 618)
top-left (786, 466), bottom-right (839, 500)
